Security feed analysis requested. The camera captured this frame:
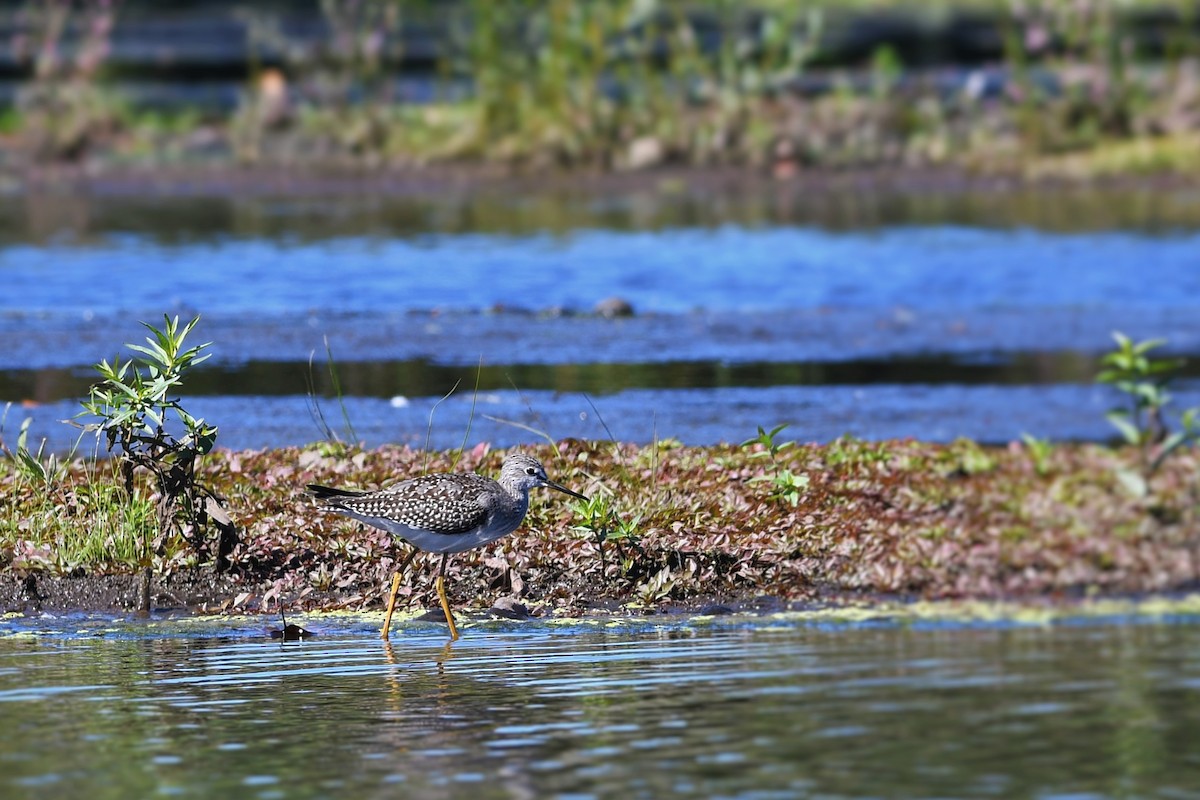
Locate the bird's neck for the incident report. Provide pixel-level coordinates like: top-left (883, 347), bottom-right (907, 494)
top-left (497, 481), bottom-right (529, 512)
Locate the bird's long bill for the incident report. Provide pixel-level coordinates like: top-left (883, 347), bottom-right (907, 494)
top-left (546, 479), bottom-right (589, 502)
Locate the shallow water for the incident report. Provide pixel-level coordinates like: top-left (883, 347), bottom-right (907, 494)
top-left (3, 185), bottom-right (1200, 451)
top-left (6, 223), bottom-right (1200, 316)
top-left (2, 613), bottom-right (1200, 799)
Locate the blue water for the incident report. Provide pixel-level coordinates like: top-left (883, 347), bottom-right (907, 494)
top-left (2, 612), bottom-right (1200, 799)
top-left (21, 381), bottom-right (1200, 455)
top-left (4, 226), bottom-right (1200, 315)
top-left (4, 189), bottom-right (1200, 799)
top-left (4, 190), bottom-right (1200, 451)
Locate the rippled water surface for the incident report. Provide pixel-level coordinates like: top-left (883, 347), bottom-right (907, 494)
top-left (5, 226), bottom-right (1200, 315)
top-left (2, 614), bottom-right (1200, 799)
top-left (3, 185), bottom-right (1200, 450)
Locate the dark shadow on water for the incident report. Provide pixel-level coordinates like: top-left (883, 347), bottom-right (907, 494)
top-left (6, 181), bottom-right (1200, 246)
top-left (0, 351), bottom-right (1158, 406)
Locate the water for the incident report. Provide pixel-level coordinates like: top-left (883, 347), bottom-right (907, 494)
top-left (5, 184), bottom-right (1199, 799)
top-left (3, 184), bottom-right (1200, 451)
top-left (2, 613), bottom-right (1200, 799)
top-left (6, 218), bottom-right (1200, 316)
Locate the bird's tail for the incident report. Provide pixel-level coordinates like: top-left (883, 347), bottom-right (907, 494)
top-left (307, 484), bottom-right (367, 502)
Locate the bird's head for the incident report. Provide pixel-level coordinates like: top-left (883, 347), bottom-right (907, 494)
top-left (501, 453), bottom-right (588, 501)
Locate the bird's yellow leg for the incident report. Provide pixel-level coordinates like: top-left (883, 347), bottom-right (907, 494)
top-left (380, 548), bottom-right (420, 640)
top-left (380, 572), bottom-right (402, 640)
top-left (436, 575), bottom-right (459, 640)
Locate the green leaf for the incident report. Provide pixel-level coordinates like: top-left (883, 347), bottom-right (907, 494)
top-left (146, 376), bottom-right (175, 402)
top-left (110, 381), bottom-right (139, 399)
top-left (194, 426), bottom-right (218, 455)
top-left (1133, 383), bottom-right (1167, 405)
top-left (1144, 365), bottom-right (1181, 380)
top-left (94, 358), bottom-right (116, 379)
top-left (1159, 430), bottom-right (1188, 455)
top-left (1132, 337), bottom-right (1167, 356)
top-left (1105, 410), bottom-right (1142, 445)
top-left (110, 408), bottom-right (136, 426)
top-left (1114, 467), bottom-right (1147, 499)
top-left (128, 341), bottom-right (170, 367)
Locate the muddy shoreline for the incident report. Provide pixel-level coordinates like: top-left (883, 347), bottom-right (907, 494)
top-left (0, 570), bottom-right (786, 617)
top-left (10, 160), bottom-right (1200, 201)
top-left (3, 570), bottom-right (1193, 623)
top-left (5, 440), bottom-right (1200, 618)
top-left (0, 570), bottom-right (1145, 620)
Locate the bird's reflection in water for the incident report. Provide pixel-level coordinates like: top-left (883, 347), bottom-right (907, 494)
top-left (370, 635), bottom-right (544, 796)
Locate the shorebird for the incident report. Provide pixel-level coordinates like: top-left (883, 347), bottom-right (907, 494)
top-left (308, 453), bottom-right (588, 639)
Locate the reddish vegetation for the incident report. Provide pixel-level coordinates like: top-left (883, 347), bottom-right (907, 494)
top-left (4, 437), bottom-right (1200, 614)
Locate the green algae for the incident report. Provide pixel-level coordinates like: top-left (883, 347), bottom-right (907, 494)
top-left (5, 593), bottom-right (1200, 641)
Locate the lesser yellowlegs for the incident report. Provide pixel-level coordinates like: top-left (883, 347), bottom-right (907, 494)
top-left (308, 452), bottom-right (588, 639)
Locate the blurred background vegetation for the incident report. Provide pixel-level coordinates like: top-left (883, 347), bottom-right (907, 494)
top-left (1, 0), bottom-right (1199, 176)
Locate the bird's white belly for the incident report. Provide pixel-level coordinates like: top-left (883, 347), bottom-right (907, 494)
top-left (377, 519), bottom-right (517, 554)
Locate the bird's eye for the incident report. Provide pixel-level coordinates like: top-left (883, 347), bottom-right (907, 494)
top-left (526, 467), bottom-right (538, 476)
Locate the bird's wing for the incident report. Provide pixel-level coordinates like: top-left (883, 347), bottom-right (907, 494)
top-left (377, 472), bottom-right (490, 497)
top-left (337, 473), bottom-right (493, 535)
top-left (307, 484), bottom-right (367, 500)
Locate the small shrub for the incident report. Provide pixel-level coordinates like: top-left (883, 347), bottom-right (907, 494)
top-left (742, 423), bottom-right (810, 505)
top-left (1020, 433), bottom-right (1054, 477)
top-left (77, 315), bottom-right (235, 608)
top-left (1097, 331), bottom-right (1199, 473)
top-left (571, 491), bottom-right (644, 577)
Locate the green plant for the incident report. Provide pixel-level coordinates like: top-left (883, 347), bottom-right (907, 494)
top-left (765, 468), bottom-right (809, 506)
top-left (1020, 433), bottom-right (1054, 477)
top-left (742, 423), bottom-right (809, 505)
top-left (945, 438), bottom-right (997, 476)
top-left (1, 405), bottom-right (159, 575)
top-left (1097, 331), bottom-right (1199, 475)
top-left (1003, 0), bottom-right (1151, 154)
top-left (635, 564), bottom-right (676, 605)
top-left (58, 478), bottom-right (157, 570)
top-left (0, 453), bottom-right (159, 575)
top-left (436, 0), bottom-right (827, 169)
top-left (1098, 332), bottom-right (1179, 445)
top-left (824, 435), bottom-right (892, 468)
top-left (571, 491), bottom-right (643, 576)
top-left (0, 408), bottom-right (70, 489)
top-left (10, 0), bottom-right (124, 162)
top-left (305, 336), bottom-right (359, 457)
top-left (0, 107), bottom-right (20, 136)
top-left (742, 423), bottom-right (794, 462)
top-left (77, 314), bottom-right (232, 608)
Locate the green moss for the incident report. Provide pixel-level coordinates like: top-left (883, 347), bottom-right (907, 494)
top-left (1000, 526), bottom-right (1031, 543)
top-left (0, 108), bottom-right (20, 136)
